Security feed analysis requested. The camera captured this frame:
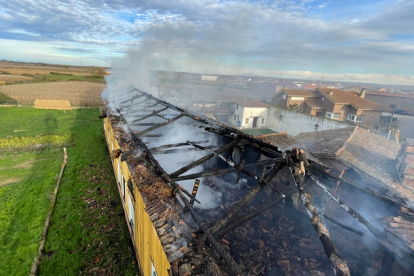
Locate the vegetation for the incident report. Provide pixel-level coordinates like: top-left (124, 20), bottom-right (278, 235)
top-left (0, 107), bottom-right (139, 276)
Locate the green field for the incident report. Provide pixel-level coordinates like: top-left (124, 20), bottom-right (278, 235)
top-left (0, 107), bottom-right (139, 276)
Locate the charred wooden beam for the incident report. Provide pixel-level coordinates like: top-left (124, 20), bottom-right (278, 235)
top-left (324, 214), bottom-right (364, 236)
top-left (140, 134), bottom-right (164, 138)
top-left (311, 163), bottom-right (400, 207)
top-left (152, 146), bottom-right (218, 155)
top-left (308, 171), bottom-right (385, 239)
top-left (138, 114), bottom-right (185, 136)
top-left (132, 90), bottom-right (284, 158)
top-left (216, 181), bottom-right (310, 238)
top-left (173, 159), bottom-right (280, 181)
top-left (324, 170), bottom-right (344, 215)
top-left (119, 94), bottom-right (145, 104)
top-left (124, 125), bottom-right (242, 275)
top-left (130, 107), bottom-right (169, 123)
top-left (292, 172), bottom-right (350, 276)
top-left (190, 179), bottom-right (200, 207)
top-left (130, 122), bottom-right (159, 126)
top-left (170, 139), bottom-right (241, 178)
top-left (187, 141), bottom-right (284, 195)
top-left (235, 160), bottom-right (245, 184)
top-left (149, 140), bottom-right (209, 152)
top-left (209, 162), bottom-right (286, 237)
top-left (310, 169), bottom-right (414, 269)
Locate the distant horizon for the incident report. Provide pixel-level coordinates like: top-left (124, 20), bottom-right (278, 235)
top-left (2, 59), bottom-right (414, 89)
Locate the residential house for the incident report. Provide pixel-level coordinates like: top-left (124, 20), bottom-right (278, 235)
top-left (267, 88), bottom-right (317, 111)
top-left (182, 95), bottom-right (269, 129)
top-left (269, 87), bottom-right (390, 127)
top-left (227, 97), bottom-right (269, 129)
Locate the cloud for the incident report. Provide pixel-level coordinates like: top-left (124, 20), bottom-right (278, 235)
top-left (0, 0), bottom-right (413, 84)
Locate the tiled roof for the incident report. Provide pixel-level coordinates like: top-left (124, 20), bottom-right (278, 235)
top-left (304, 98), bottom-right (325, 109)
top-left (317, 88), bottom-right (390, 111)
top-left (283, 88), bottom-right (316, 97)
top-left (295, 126), bottom-right (403, 191)
top-left (367, 91), bottom-right (414, 99)
top-left (256, 133), bottom-right (319, 163)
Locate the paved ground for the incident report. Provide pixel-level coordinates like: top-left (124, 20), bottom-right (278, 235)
top-left (397, 114), bottom-right (414, 139)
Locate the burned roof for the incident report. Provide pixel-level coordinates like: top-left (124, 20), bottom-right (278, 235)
top-left (295, 126), bottom-right (414, 208)
top-left (104, 89), bottom-right (414, 275)
top-left (316, 88), bottom-right (391, 111)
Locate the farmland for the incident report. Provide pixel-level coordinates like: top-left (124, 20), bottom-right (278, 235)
top-left (0, 61), bottom-right (138, 276)
top-left (0, 60), bottom-right (104, 77)
top-left (0, 107), bottom-right (139, 276)
top-left (1, 81), bottom-right (105, 106)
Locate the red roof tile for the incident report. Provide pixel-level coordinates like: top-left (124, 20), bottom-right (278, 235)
top-left (282, 88), bottom-right (316, 97)
top-left (317, 88), bottom-right (390, 111)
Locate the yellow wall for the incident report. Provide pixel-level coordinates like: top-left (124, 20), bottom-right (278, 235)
top-left (104, 118), bottom-right (171, 276)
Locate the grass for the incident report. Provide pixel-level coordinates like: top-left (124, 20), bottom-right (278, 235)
top-left (0, 107), bottom-right (76, 138)
top-left (0, 150), bottom-right (62, 275)
top-left (49, 74), bottom-right (105, 83)
top-left (0, 107), bottom-right (139, 276)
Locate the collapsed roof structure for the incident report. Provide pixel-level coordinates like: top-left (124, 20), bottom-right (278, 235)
top-left (102, 88), bottom-right (414, 276)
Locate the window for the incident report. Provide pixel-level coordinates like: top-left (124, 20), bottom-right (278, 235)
top-left (282, 93), bottom-right (287, 99)
top-left (236, 104), bottom-right (238, 110)
top-left (245, 118), bottom-right (249, 124)
top-left (325, 112), bottom-right (341, 120)
top-left (233, 115), bottom-right (236, 121)
top-left (237, 115), bottom-right (239, 121)
top-left (261, 117), bottom-right (265, 124)
top-left (322, 97), bottom-right (324, 101)
top-left (117, 158), bottom-right (122, 185)
top-left (128, 195), bottom-right (135, 235)
top-left (291, 97), bottom-right (304, 101)
top-left (347, 114), bottom-right (364, 122)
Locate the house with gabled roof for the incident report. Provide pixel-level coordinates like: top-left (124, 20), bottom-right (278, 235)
top-left (269, 87), bottom-right (390, 127)
top-left (267, 88), bottom-right (317, 111)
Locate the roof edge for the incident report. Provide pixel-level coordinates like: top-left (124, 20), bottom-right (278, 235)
top-left (335, 126), bottom-right (359, 156)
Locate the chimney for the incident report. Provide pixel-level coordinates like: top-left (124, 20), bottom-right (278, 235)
top-left (359, 88), bottom-right (366, 98)
top-left (329, 89), bottom-right (333, 96)
top-left (395, 138), bottom-right (414, 189)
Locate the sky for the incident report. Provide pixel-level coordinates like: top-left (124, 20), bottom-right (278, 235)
top-left (0, 0), bottom-right (413, 85)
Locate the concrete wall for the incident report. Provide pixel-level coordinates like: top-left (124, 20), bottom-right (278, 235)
top-left (267, 106), bottom-right (350, 136)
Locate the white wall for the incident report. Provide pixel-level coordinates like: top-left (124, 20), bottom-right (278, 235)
top-left (267, 106), bottom-right (350, 136)
top-left (241, 107), bottom-right (268, 129)
top-left (228, 104), bottom-right (268, 129)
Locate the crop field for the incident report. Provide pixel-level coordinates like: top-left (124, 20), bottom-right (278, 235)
top-left (1, 81), bottom-right (105, 106)
top-left (0, 60), bottom-right (104, 77)
top-left (0, 74), bottom-right (33, 83)
top-left (0, 107), bottom-right (139, 276)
